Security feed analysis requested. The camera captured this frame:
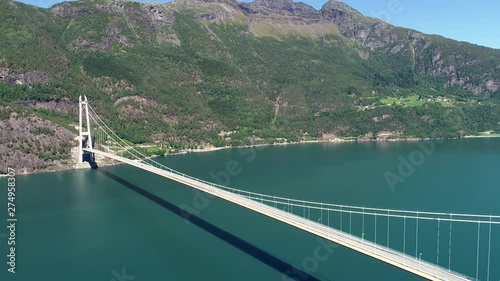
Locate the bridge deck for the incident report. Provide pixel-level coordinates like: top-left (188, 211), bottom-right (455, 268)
top-left (85, 148), bottom-right (472, 281)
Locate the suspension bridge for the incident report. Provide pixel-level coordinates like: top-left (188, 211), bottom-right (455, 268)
top-left (78, 96), bottom-right (499, 281)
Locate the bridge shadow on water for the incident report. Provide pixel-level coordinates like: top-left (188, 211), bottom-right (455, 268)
top-left (99, 169), bottom-right (325, 281)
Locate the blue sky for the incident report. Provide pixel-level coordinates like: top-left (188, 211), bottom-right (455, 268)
top-left (16, 0), bottom-right (500, 49)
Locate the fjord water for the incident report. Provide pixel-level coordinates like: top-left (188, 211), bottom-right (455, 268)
top-left (1, 138), bottom-right (499, 281)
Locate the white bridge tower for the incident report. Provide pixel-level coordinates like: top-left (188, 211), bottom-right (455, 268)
top-left (78, 95), bottom-right (93, 163)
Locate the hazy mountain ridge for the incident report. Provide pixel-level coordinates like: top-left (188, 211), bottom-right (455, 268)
top-left (1, 0), bottom-right (500, 173)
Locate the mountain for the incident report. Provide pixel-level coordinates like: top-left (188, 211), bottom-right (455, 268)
top-left (1, 0), bottom-right (500, 173)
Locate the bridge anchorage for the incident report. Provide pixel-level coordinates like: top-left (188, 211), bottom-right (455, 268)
top-left (79, 96), bottom-right (499, 281)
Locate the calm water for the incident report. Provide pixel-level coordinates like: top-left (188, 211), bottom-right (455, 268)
top-left (1, 138), bottom-right (499, 281)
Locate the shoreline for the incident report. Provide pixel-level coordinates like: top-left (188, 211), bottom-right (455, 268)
top-left (463, 130), bottom-right (500, 139)
top-left (2, 135), bottom-right (500, 177)
top-left (166, 139), bottom-right (327, 156)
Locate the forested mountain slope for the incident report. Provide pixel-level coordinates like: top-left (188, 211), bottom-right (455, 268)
top-left (1, 0), bottom-right (500, 173)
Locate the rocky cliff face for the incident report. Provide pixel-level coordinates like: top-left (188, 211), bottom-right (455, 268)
top-left (0, 106), bottom-right (76, 174)
top-left (320, 0), bottom-right (500, 95)
top-left (52, 0), bottom-right (177, 51)
top-left (251, 0), bottom-right (319, 17)
top-left (321, 1), bottom-right (399, 49)
top-left (0, 68), bottom-right (50, 85)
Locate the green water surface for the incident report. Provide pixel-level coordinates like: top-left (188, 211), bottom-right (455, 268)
top-left (1, 139), bottom-right (499, 281)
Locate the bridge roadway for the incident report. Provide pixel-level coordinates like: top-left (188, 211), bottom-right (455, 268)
top-left (85, 148), bottom-right (472, 281)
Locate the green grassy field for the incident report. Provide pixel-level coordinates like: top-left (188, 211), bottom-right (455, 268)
top-left (379, 95), bottom-right (424, 107)
top-left (379, 95), bottom-right (457, 108)
top-left (477, 131), bottom-right (500, 137)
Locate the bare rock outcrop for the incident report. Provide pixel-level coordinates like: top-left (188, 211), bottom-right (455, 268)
top-left (0, 68), bottom-right (50, 85)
